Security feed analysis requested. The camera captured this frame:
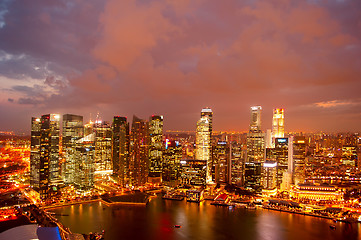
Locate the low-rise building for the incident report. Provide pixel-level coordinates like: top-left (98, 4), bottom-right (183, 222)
top-left (290, 184), bottom-right (343, 201)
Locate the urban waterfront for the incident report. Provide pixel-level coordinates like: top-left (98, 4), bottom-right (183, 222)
top-left (50, 196), bottom-right (359, 240)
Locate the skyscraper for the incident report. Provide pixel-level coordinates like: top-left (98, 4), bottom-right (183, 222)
top-left (230, 142), bottom-right (244, 186)
top-left (94, 121), bottom-right (112, 179)
top-left (30, 117), bottom-right (41, 189)
top-left (274, 138), bottom-right (289, 187)
top-left (162, 139), bottom-right (182, 184)
top-left (201, 107), bottom-right (213, 135)
top-left (62, 114), bottom-right (83, 184)
top-left (263, 160), bottom-right (277, 190)
top-left (148, 115), bottom-right (164, 184)
top-left (272, 108), bottom-right (285, 140)
top-left (213, 141), bottom-right (230, 183)
top-left (130, 115), bottom-right (149, 186)
top-left (245, 106), bottom-right (264, 192)
top-left (73, 134), bottom-right (95, 190)
top-left (195, 114), bottom-right (212, 184)
top-left (39, 114), bottom-right (60, 198)
top-left (112, 116), bottom-right (129, 186)
top-left (249, 106), bottom-right (262, 132)
top-left (292, 136), bottom-right (306, 185)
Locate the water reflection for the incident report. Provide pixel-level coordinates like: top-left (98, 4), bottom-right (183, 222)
top-left (52, 197), bottom-right (359, 240)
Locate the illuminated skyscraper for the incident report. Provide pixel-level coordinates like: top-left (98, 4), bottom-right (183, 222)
top-left (272, 108), bottom-right (285, 140)
top-left (180, 159), bottom-right (207, 186)
top-left (30, 117), bottom-right (41, 189)
top-left (148, 115), bottom-right (164, 183)
top-left (112, 116), bottom-right (129, 186)
top-left (249, 106), bottom-right (262, 132)
top-left (73, 134), bottom-right (95, 190)
top-left (130, 115), bottom-right (149, 186)
top-left (201, 107), bottom-right (213, 136)
top-left (245, 106), bottom-right (264, 192)
top-left (39, 114), bottom-right (60, 198)
top-left (263, 160), bottom-right (277, 190)
top-left (94, 121), bottom-right (112, 179)
top-left (213, 141), bottom-right (230, 183)
top-left (292, 136), bottom-right (306, 185)
top-left (274, 138), bottom-right (289, 187)
top-left (162, 139), bottom-right (182, 184)
top-left (230, 142), bottom-right (244, 186)
top-left (62, 114), bottom-right (83, 184)
top-left (195, 114), bottom-right (212, 183)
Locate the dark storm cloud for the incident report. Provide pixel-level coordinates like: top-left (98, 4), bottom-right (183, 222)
top-left (18, 97), bottom-right (43, 105)
top-left (0, 0), bottom-right (361, 133)
top-left (0, 0), bottom-right (104, 74)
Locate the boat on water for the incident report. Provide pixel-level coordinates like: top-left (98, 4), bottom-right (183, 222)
top-left (329, 225), bottom-right (336, 230)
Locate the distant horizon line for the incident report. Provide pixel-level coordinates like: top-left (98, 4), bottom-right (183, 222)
top-left (1, 129), bottom-right (360, 137)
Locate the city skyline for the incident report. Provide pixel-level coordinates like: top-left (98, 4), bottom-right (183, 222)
top-left (1, 0), bottom-right (361, 133)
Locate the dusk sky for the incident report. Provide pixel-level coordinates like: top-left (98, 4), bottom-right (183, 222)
top-left (0, 0), bottom-right (360, 134)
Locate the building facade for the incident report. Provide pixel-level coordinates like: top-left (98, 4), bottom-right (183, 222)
top-left (245, 106), bottom-right (264, 192)
top-left (62, 114), bottom-right (84, 184)
top-left (130, 115), bottom-right (149, 186)
top-left (162, 139), bottom-right (182, 184)
top-left (30, 117), bottom-right (41, 189)
top-left (112, 116), bottom-right (129, 186)
top-left (195, 112), bottom-right (212, 184)
top-left (94, 121), bottom-right (112, 179)
top-left (38, 114), bottom-right (60, 198)
top-left (148, 115), bottom-right (164, 183)
top-left (272, 108), bottom-right (285, 140)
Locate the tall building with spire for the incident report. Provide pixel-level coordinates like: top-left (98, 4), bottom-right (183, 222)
top-left (148, 115), bottom-right (164, 184)
top-left (112, 116), bottom-right (129, 186)
top-left (245, 106), bottom-right (264, 192)
top-left (195, 108), bottom-right (213, 184)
